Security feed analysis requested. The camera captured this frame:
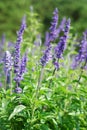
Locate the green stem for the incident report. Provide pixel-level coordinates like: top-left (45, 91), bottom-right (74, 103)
top-left (48, 68), bottom-right (56, 87)
top-left (36, 67), bottom-right (44, 98)
top-left (76, 60), bottom-right (87, 87)
top-left (10, 70), bottom-right (13, 94)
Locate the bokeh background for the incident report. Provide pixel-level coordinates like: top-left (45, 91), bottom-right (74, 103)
top-left (0, 0), bottom-right (87, 40)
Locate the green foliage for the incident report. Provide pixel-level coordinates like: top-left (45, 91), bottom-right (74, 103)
top-left (1, 34), bottom-right (87, 129)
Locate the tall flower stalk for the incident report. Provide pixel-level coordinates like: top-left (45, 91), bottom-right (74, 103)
top-left (14, 16), bottom-right (26, 90)
top-left (49, 8), bottom-right (58, 42)
top-left (4, 51), bottom-right (13, 90)
top-left (56, 17), bottom-right (66, 38)
top-left (36, 45), bottom-right (52, 97)
top-left (53, 18), bottom-right (71, 71)
top-left (72, 31), bottom-right (87, 86)
top-left (44, 8), bottom-right (58, 47)
top-left (36, 8), bottom-right (59, 96)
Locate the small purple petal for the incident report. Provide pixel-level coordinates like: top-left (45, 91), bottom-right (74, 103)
top-left (14, 87), bottom-right (22, 93)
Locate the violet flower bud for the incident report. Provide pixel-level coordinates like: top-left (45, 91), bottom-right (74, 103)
top-left (14, 87), bottom-right (22, 93)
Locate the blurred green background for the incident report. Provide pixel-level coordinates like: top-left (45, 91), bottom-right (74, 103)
top-left (0, 0), bottom-right (87, 40)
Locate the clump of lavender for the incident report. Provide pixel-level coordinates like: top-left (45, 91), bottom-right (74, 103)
top-left (54, 19), bottom-right (71, 70)
top-left (49, 8), bottom-right (58, 43)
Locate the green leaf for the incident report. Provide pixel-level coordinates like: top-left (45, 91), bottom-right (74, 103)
top-left (9, 105), bottom-right (26, 120)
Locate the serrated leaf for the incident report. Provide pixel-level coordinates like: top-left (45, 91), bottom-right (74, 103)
top-left (9, 105), bottom-right (26, 120)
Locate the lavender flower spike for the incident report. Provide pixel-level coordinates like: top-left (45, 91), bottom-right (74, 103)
top-left (4, 51), bottom-right (13, 73)
top-left (55, 19), bottom-right (71, 59)
top-left (4, 51), bottom-right (13, 89)
top-left (54, 19), bottom-right (70, 69)
top-left (40, 45), bottom-right (52, 67)
top-left (19, 53), bottom-right (27, 81)
top-left (14, 52), bottom-right (27, 83)
top-left (20, 53), bottom-right (27, 74)
top-left (49, 8), bottom-right (58, 42)
top-left (14, 15), bottom-right (26, 74)
top-left (56, 17), bottom-right (66, 37)
top-left (72, 31), bottom-right (87, 69)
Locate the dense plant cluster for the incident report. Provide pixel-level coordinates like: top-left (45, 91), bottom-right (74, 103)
top-left (0, 8), bottom-right (87, 130)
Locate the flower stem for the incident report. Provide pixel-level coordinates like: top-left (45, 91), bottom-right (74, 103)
top-left (10, 70), bottom-right (13, 94)
top-left (76, 60), bottom-right (87, 87)
top-left (36, 67), bottom-right (44, 98)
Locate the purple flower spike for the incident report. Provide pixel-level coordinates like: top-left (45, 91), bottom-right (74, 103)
top-left (40, 45), bottom-right (52, 67)
top-left (19, 53), bottom-right (27, 80)
top-left (49, 8), bottom-right (58, 42)
top-left (55, 19), bottom-right (71, 59)
top-left (53, 19), bottom-right (70, 69)
top-left (17, 15), bottom-right (26, 37)
top-left (14, 15), bottom-right (26, 87)
top-left (14, 16), bottom-right (26, 74)
top-left (57, 17), bottom-right (66, 37)
top-left (14, 53), bottom-right (27, 83)
top-left (72, 31), bottom-right (87, 69)
top-left (64, 18), bottom-right (71, 38)
top-left (21, 53), bottom-right (27, 73)
top-left (4, 51), bottom-right (13, 74)
top-left (53, 61), bottom-right (59, 70)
